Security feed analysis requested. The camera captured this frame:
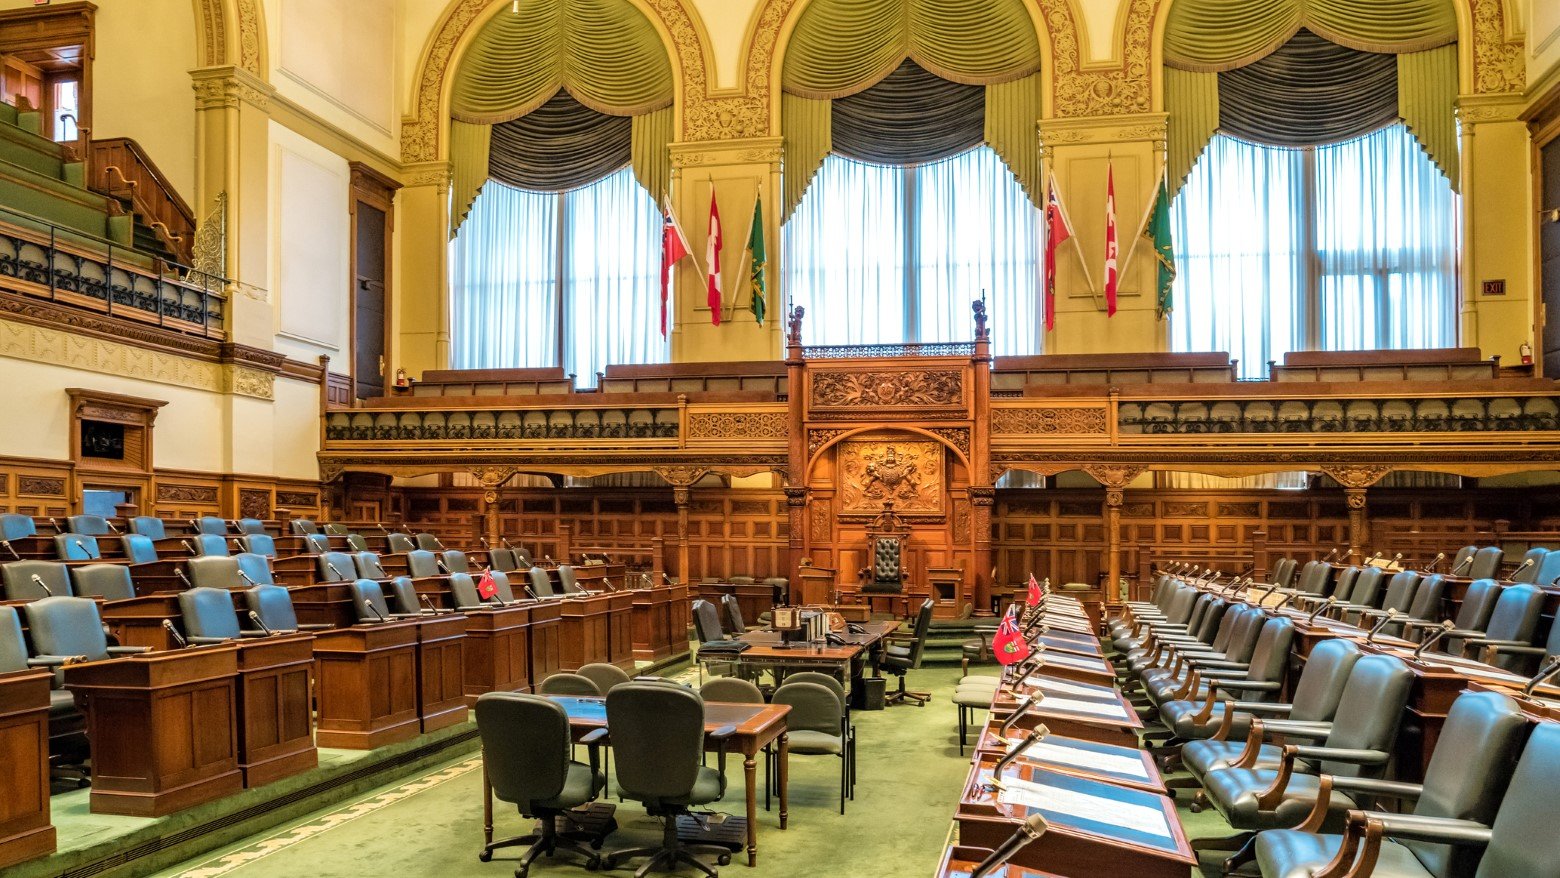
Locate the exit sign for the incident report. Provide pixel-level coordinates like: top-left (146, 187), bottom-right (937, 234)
top-left (1483, 279), bottom-right (1506, 297)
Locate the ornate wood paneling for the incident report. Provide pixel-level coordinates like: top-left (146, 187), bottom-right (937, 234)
top-left (0, 455), bottom-right (323, 521)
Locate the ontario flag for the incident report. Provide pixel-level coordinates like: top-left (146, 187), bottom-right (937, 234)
top-left (1103, 161), bottom-right (1119, 316)
top-left (992, 607), bottom-right (1032, 666)
top-left (706, 190), bottom-right (724, 325)
top-left (476, 568), bottom-right (498, 601)
top-left (660, 204), bottom-right (693, 337)
top-left (1026, 573), bottom-right (1043, 607)
top-left (1043, 173), bottom-right (1073, 332)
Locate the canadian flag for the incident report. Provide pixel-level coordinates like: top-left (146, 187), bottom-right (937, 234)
top-left (1104, 162), bottom-right (1118, 316)
top-left (706, 190), bottom-right (724, 325)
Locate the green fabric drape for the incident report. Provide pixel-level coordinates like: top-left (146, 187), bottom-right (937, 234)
top-left (447, 0), bottom-right (674, 234)
top-left (1166, 68), bottom-right (1220, 196)
top-left (450, 120), bottom-right (492, 234)
top-left (1164, 0), bottom-right (1457, 71)
top-left (1398, 43), bottom-right (1459, 191)
top-left (780, 0), bottom-right (1043, 219)
top-left (985, 73), bottom-right (1044, 208)
top-left (782, 93), bottom-right (832, 218)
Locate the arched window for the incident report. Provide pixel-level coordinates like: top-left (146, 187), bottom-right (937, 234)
top-left (778, 0), bottom-right (1045, 353)
top-left (444, 0), bottom-right (674, 384)
top-left (1162, 1), bottom-right (1461, 377)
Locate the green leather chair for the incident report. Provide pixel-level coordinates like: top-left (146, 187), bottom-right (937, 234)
top-left (772, 680), bottom-right (852, 813)
top-left (475, 692), bottom-right (610, 875)
top-left (882, 599), bottom-right (934, 706)
top-left (2, 559), bottom-right (72, 600)
top-left (539, 673), bottom-right (601, 696)
top-left (578, 662), bottom-right (632, 694)
top-left (603, 681), bottom-right (735, 876)
top-left (70, 564), bottom-right (136, 601)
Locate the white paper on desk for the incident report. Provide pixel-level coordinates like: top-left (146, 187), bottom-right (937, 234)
top-left (998, 776), bottom-right (1171, 839)
top-left (1399, 653), bottom-right (1526, 683)
top-left (1009, 739), bottom-right (1150, 780)
top-left (1033, 651), bottom-right (1104, 672)
top-left (1023, 677), bottom-right (1114, 699)
top-left (1041, 696), bottom-right (1129, 719)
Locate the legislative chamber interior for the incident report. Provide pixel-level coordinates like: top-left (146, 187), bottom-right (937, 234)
top-left (2, 1), bottom-right (1560, 877)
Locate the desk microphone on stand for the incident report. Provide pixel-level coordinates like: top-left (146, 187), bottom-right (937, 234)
top-left (1365, 610), bottom-right (1398, 644)
top-left (985, 726), bottom-right (1046, 791)
top-left (162, 619), bottom-right (188, 648)
top-left (248, 611), bottom-right (275, 636)
top-left (1413, 620), bottom-right (1457, 659)
top-left (968, 813), bottom-right (1049, 878)
top-left (29, 574), bottom-right (53, 597)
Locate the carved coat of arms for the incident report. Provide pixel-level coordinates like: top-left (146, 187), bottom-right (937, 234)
top-left (840, 440), bottom-right (943, 514)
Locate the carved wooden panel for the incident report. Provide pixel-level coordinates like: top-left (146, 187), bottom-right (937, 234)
top-left (838, 439), bottom-right (944, 515)
top-left (811, 370), bottom-right (963, 409)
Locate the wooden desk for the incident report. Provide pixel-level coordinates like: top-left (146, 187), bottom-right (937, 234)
top-left (1028, 649), bottom-right (1116, 686)
top-left (313, 621), bottom-right (420, 749)
top-left (558, 594), bottom-right (614, 671)
top-left (984, 686), bottom-right (1144, 750)
top-left (64, 647), bottom-right (243, 816)
top-left (0, 668), bottom-right (54, 868)
top-left (540, 696), bottom-right (790, 867)
top-left (727, 621), bottom-right (901, 690)
top-left (288, 582), bottom-right (357, 628)
top-left (604, 591), bottom-right (635, 670)
top-left (99, 594), bottom-right (182, 650)
top-left (936, 845), bottom-right (1065, 878)
top-left (956, 763), bottom-right (1195, 878)
top-left (697, 582), bottom-right (780, 629)
top-left (528, 599), bottom-right (563, 683)
top-left (457, 604), bottom-right (532, 704)
top-left (414, 614), bottom-right (469, 733)
top-left (630, 586), bottom-right (687, 662)
top-left (967, 738), bottom-right (1167, 795)
top-left (233, 634), bottom-right (317, 787)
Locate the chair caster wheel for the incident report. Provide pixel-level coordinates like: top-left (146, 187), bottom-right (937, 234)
top-left (585, 857), bottom-right (600, 871)
top-left (1189, 803), bottom-right (1203, 814)
top-left (478, 850), bottom-right (493, 862)
top-left (718, 854), bottom-right (731, 865)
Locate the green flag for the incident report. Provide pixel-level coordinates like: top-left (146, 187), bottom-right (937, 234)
top-left (747, 196), bottom-right (767, 326)
top-left (1147, 178), bottom-right (1175, 320)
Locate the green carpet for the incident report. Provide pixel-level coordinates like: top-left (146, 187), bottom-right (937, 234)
top-left (139, 661), bottom-right (1242, 878)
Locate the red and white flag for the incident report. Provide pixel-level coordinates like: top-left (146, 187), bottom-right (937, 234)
top-left (476, 567), bottom-right (498, 601)
top-left (1026, 573), bottom-right (1043, 607)
top-left (1103, 161), bottom-right (1119, 316)
top-left (660, 206), bottom-right (693, 337)
top-left (992, 607), bottom-right (1032, 666)
top-left (1043, 173), bottom-right (1073, 332)
top-left (706, 190), bottom-right (724, 325)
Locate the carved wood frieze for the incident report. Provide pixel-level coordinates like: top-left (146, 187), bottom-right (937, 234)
top-left (808, 429), bottom-right (848, 456)
top-left (928, 427), bottom-right (972, 458)
top-left (17, 476), bottom-right (64, 496)
top-left (991, 407), bottom-right (1109, 435)
top-left (157, 484), bottom-right (220, 504)
top-left (688, 410), bottom-right (789, 440)
top-left (275, 490), bottom-right (318, 507)
top-left (839, 440), bottom-right (943, 515)
top-left (811, 370), bottom-right (963, 409)
top-left (1321, 465), bottom-right (1394, 489)
top-left (238, 488), bottom-right (271, 519)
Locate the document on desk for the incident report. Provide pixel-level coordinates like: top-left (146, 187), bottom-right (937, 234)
top-left (1039, 696), bottom-right (1130, 719)
top-left (1008, 738), bottom-right (1151, 781)
top-left (999, 775), bottom-right (1172, 841)
top-left (1023, 676), bottom-right (1116, 700)
top-left (1032, 651), bottom-right (1104, 672)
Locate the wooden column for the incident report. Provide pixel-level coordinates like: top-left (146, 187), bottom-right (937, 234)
top-left (1085, 465), bottom-right (1146, 605)
top-left (469, 467), bottom-right (516, 554)
top-left (1252, 529), bottom-right (1270, 580)
top-left (970, 487), bottom-right (995, 614)
top-left (654, 467), bottom-right (709, 585)
top-left (1322, 466), bottom-right (1392, 567)
top-left (784, 486), bottom-right (809, 586)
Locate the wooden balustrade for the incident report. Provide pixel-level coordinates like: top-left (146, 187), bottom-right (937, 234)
top-left (88, 137), bottom-right (196, 265)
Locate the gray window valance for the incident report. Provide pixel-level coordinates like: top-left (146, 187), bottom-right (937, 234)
top-left (831, 60), bottom-right (985, 166)
top-left (1218, 30), bottom-right (1399, 148)
top-left (487, 90), bottom-right (631, 193)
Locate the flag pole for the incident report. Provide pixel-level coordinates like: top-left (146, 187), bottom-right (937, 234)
top-left (1048, 171), bottom-right (1101, 304)
top-left (726, 180), bottom-right (759, 317)
top-left (664, 191), bottom-right (709, 287)
top-left (1117, 163), bottom-right (1166, 283)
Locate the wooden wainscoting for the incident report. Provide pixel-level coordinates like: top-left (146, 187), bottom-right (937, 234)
top-left (0, 455), bottom-right (323, 521)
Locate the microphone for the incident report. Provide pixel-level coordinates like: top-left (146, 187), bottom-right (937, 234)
top-left (420, 593), bottom-right (444, 614)
top-left (1424, 552), bottom-right (1445, 573)
top-left (435, 557), bottom-right (451, 575)
top-left (363, 600), bottom-right (388, 623)
top-left (248, 610), bottom-right (274, 636)
top-left (1413, 620), bottom-right (1457, 659)
top-left (1364, 551), bottom-right (1382, 565)
top-left (524, 586), bottom-right (541, 600)
top-left (163, 619), bottom-right (188, 648)
top-left (501, 537), bottom-right (514, 549)
top-left (640, 573), bottom-right (654, 589)
top-left (968, 814), bottom-right (1048, 878)
top-left (432, 536), bottom-right (446, 550)
top-left (0, 539), bottom-right (15, 560)
top-left (1365, 609), bottom-right (1399, 644)
top-left (1387, 552), bottom-right (1404, 568)
top-left (543, 554), bottom-right (553, 564)
top-left (327, 562), bottom-right (348, 581)
top-left (187, 519), bottom-right (199, 533)
top-left (377, 523), bottom-right (390, 535)
top-left (48, 517), bottom-right (62, 533)
top-left (1321, 549), bottom-right (1339, 563)
top-left (480, 536), bottom-right (490, 549)
top-left (176, 568), bottom-right (194, 589)
top-left (1508, 558), bottom-right (1536, 582)
top-left (1258, 579), bottom-right (1283, 601)
top-left (996, 695), bottom-right (1039, 739)
top-left (1451, 554), bottom-right (1473, 576)
top-left (106, 519), bottom-right (121, 534)
top-left (237, 568), bottom-right (257, 586)
top-left (1306, 596), bottom-right (1337, 624)
top-left (181, 539), bottom-right (197, 555)
top-left (985, 726), bottom-right (1046, 790)
top-left (29, 574), bottom-right (53, 597)
top-left (1523, 655), bottom-right (1560, 696)
top-left (72, 538), bottom-right (90, 557)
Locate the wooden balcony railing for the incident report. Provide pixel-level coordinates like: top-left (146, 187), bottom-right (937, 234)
top-left (88, 137), bottom-right (197, 265)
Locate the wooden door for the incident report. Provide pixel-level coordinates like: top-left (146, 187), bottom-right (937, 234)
top-left (1542, 139), bottom-right (1560, 377)
top-left (349, 164), bottom-right (399, 400)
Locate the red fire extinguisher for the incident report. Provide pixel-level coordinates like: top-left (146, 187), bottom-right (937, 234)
top-left (1521, 341), bottom-right (1533, 366)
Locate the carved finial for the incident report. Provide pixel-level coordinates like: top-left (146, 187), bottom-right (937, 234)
top-left (973, 298), bottom-right (988, 340)
top-left (787, 305), bottom-right (805, 346)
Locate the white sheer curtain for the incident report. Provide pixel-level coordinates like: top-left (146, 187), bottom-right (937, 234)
top-left (449, 167), bottom-right (668, 384)
top-left (1171, 123), bottom-right (1456, 378)
top-left (783, 146), bottom-right (1042, 354)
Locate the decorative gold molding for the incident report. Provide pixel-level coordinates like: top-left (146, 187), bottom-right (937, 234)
top-left (0, 315), bottom-right (225, 393)
top-left (225, 364), bottom-right (275, 400)
top-left (1039, 0), bottom-right (1160, 118)
top-left (1470, 0), bottom-right (1524, 94)
top-left (191, 65), bottom-right (274, 112)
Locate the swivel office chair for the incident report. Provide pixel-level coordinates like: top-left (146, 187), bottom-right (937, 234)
top-left (1268, 558), bottom-right (1298, 589)
top-left (692, 600), bottom-right (727, 643)
top-left (383, 576), bottom-right (428, 615)
top-left (322, 523), bottom-right (349, 536)
top-left (603, 681), bottom-right (735, 877)
top-left (66, 514), bottom-right (113, 536)
top-left (578, 662), bottom-right (632, 694)
top-left (236, 518), bottom-right (268, 535)
top-left (301, 533), bottom-right (330, 554)
top-left (1509, 548), bottom-right (1548, 583)
top-left (1451, 583), bottom-right (1544, 671)
top-left (0, 512), bottom-right (36, 542)
top-left (290, 519), bottom-right (319, 535)
top-left (475, 692), bottom-right (611, 875)
top-left (25, 596), bottom-right (152, 674)
top-left (442, 550), bottom-right (471, 574)
top-left (513, 546), bottom-right (535, 567)
top-left (1349, 570), bottom-right (1421, 626)
top-left (0, 604), bottom-right (88, 780)
top-left (385, 532), bottom-right (416, 553)
top-left (235, 552), bottom-right (275, 586)
top-left (538, 673), bottom-right (602, 696)
top-left (54, 533), bottom-right (100, 560)
top-left (245, 583), bottom-right (330, 632)
top-left (1534, 549), bottom-right (1560, 587)
top-left (195, 516), bottom-right (229, 536)
top-left (2, 560), bottom-right (72, 600)
top-left (240, 533), bottom-right (277, 557)
top-left (882, 599), bottom-right (934, 706)
top-left (414, 532), bottom-right (443, 551)
top-left (189, 533), bottom-right (230, 557)
top-left (128, 516), bottom-right (167, 539)
top-left (1467, 546), bottom-right (1504, 580)
top-left (349, 579), bottom-right (413, 623)
top-left (121, 534), bottom-right (158, 564)
top-left (179, 587), bottom-right (263, 643)
top-left (317, 551), bottom-right (357, 582)
top-left (1250, 689), bottom-right (1530, 878)
top-left (71, 564), bottom-right (135, 601)
top-left (557, 564), bottom-right (584, 594)
top-left (405, 549), bottom-right (442, 578)
top-left (1407, 579), bottom-right (1500, 647)
top-left (345, 533), bottom-right (369, 552)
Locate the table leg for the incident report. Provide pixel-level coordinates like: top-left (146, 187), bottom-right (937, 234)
top-left (778, 732), bottom-right (789, 831)
top-left (744, 751), bottom-right (758, 866)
